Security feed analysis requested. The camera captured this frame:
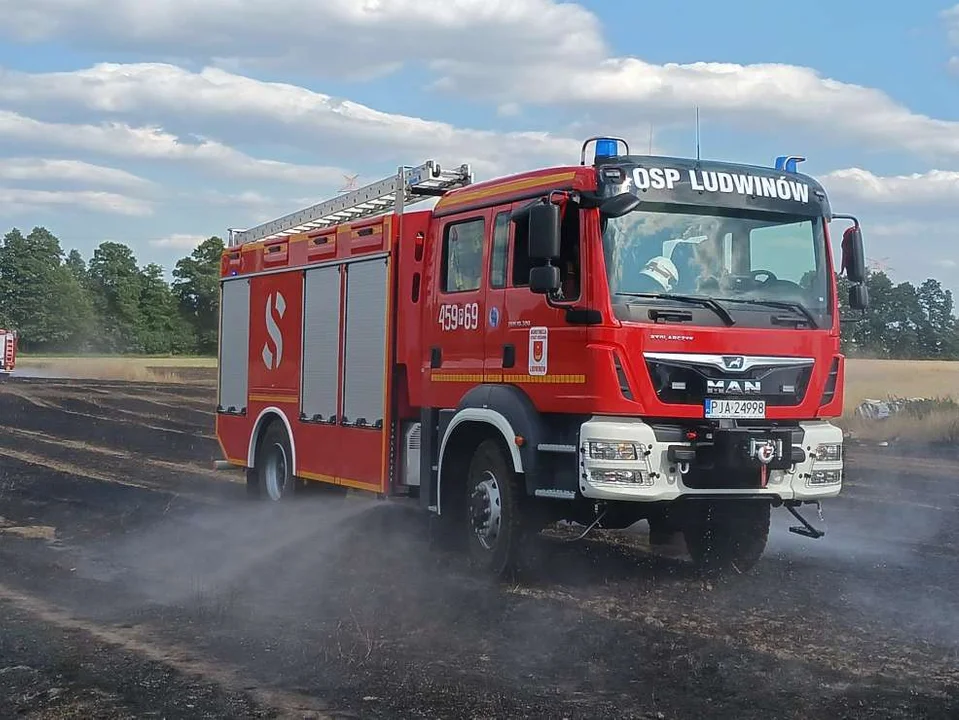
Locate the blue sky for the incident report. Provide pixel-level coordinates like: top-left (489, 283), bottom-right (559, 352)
top-left (0, 0), bottom-right (957, 295)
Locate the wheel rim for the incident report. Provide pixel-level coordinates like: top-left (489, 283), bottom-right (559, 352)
top-left (263, 442), bottom-right (288, 501)
top-left (469, 470), bottom-right (502, 551)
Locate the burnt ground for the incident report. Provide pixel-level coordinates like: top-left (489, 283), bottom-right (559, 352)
top-left (0, 376), bottom-right (958, 719)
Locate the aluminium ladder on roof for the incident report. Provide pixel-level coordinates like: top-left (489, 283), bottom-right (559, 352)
top-left (227, 160), bottom-right (474, 246)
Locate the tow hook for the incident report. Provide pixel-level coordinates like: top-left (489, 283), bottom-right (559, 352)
top-left (786, 501), bottom-right (825, 539)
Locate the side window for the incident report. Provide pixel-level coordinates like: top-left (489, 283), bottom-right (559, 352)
top-left (511, 214), bottom-right (531, 286)
top-left (510, 203), bottom-right (580, 299)
top-left (558, 204), bottom-right (581, 301)
top-left (490, 212), bottom-right (509, 289)
top-left (441, 217), bottom-right (484, 293)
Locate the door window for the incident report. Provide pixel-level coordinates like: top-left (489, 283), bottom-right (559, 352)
top-left (441, 217), bottom-right (485, 293)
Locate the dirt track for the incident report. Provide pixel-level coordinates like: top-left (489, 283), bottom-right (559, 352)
top-left (1, 375), bottom-right (958, 719)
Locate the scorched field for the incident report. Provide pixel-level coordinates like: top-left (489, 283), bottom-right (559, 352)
top-left (1, 371), bottom-right (958, 719)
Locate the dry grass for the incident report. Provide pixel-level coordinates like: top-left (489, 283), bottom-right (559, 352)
top-left (16, 356), bottom-right (215, 383)
top-left (842, 359), bottom-right (959, 443)
top-left (843, 359), bottom-right (959, 410)
top-left (12, 355), bottom-right (959, 443)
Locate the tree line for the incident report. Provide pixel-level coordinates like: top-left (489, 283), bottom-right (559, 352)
top-left (0, 227), bottom-right (222, 355)
top-left (0, 225), bottom-right (956, 360)
top-left (836, 271), bottom-right (958, 359)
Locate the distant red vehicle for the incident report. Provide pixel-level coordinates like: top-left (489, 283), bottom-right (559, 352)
top-left (214, 137), bottom-right (869, 577)
top-left (0, 329), bottom-right (16, 376)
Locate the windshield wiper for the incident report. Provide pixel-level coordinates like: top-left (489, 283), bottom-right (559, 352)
top-left (719, 298), bottom-right (819, 328)
top-left (616, 292), bottom-right (735, 326)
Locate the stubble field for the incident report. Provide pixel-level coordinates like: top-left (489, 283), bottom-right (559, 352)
top-left (1, 358), bottom-right (958, 718)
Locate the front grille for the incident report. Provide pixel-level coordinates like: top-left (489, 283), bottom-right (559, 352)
top-left (645, 356), bottom-right (813, 406)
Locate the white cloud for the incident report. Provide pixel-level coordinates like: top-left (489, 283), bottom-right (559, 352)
top-left (822, 168), bottom-right (959, 206)
top-left (150, 233), bottom-right (206, 249)
top-left (0, 188), bottom-right (152, 216)
top-left (0, 109), bottom-right (345, 185)
top-left (0, 1), bottom-right (954, 161)
top-left (0, 0), bottom-right (603, 79)
top-left (0, 158), bottom-right (152, 189)
top-left (0, 64), bottom-right (581, 178)
top-left (438, 57), bottom-right (959, 160)
top-left (945, 5), bottom-right (959, 70)
top-left (944, 5), bottom-right (959, 44)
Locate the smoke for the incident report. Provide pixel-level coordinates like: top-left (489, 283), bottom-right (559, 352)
top-left (764, 450), bottom-right (959, 650)
top-left (29, 441), bottom-right (959, 716)
top-left (72, 492), bottom-right (379, 607)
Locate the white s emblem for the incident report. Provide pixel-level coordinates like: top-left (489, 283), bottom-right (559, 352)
top-left (262, 291), bottom-right (286, 370)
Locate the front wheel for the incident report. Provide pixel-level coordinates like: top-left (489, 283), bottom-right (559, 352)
top-left (682, 500), bottom-right (771, 574)
top-left (464, 439), bottom-right (528, 577)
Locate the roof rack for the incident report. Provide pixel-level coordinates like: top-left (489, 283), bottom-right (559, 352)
top-left (227, 160), bottom-right (473, 246)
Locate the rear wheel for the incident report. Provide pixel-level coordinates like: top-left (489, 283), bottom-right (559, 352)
top-left (248, 422), bottom-right (295, 501)
top-left (682, 499), bottom-right (770, 574)
top-left (464, 438), bottom-right (528, 577)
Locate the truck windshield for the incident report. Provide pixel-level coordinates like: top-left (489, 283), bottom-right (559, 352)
top-left (601, 207), bottom-right (832, 326)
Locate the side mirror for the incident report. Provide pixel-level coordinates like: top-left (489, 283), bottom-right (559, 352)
top-left (849, 282), bottom-right (869, 311)
top-left (529, 265), bottom-right (560, 295)
top-left (528, 201), bottom-right (560, 260)
top-left (840, 224), bottom-right (866, 284)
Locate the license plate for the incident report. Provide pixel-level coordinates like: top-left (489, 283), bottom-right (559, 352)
top-left (704, 398), bottom-right (766, 419)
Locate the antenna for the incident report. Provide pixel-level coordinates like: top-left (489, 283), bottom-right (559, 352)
top-left (695, 106), bottom-right (701, 162)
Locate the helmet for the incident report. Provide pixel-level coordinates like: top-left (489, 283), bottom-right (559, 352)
top-left (639, 255), bottom-right (679, 292)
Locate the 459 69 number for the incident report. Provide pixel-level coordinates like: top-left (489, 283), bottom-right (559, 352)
top-left (438, 303), bottom-right (479, 331)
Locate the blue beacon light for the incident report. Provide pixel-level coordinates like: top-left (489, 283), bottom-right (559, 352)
top-left (775, 155), bottom-right (806, 173)
top-left (595, 138), bottom-right (619, 158)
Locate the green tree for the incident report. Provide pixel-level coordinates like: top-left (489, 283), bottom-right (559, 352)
top-left (137, 262), bottom-right (195, 354)
top-left (0, 227), bottom-right (94, 351)
top-left (172, 236), bottom-right (224, 355)
top-left (87, 241), bottom-right (144, 352)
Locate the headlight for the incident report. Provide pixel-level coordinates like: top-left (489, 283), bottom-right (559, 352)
top-left (588, 441), bottom-right (638, 461)
top-left (815, 443), bottom-right (842, 462)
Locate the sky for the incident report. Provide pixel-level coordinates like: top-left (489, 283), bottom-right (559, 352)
top-left (0, 0), bottom-right (958, 294)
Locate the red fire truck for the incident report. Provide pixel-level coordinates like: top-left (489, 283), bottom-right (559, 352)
top-left (215, 137), bottom-right (869, 576)
top-left (0, 329), bottom-right (16, 376)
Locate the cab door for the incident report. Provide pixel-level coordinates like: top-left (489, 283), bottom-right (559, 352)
top-left (502, 199), bottom-right (590, 411)
top-left (483, 208), bottom-right (512, 379)
top-left (423, 209), bottom-right (490, 408)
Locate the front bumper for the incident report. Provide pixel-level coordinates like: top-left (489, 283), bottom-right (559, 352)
top-left (577, 416), bottom-right (843, 502)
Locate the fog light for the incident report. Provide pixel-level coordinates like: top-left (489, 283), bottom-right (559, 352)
top-left (588, 441), bottom-right (638, 461)
top-left (809, 469), bottom-right (841, 485)
top-left (815, 443), bottom-right (842, 462)
top-left (591, 469), bottom-right (653, 486)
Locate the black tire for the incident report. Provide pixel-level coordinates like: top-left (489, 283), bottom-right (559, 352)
top-left (248, 422), bottom-right (296, 502)
top-left (682, 500), bottom-right (771, 575)
top-left (464, 438), bottom-right (527, 577)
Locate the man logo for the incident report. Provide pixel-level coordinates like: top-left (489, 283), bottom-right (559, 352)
top-left (722, 355), bottom-right (745, 370)
top-left (262, 291), bottom-right (286, 370)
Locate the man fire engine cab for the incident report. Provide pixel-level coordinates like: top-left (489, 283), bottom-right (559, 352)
top-left (216, 136), bottom-right (869, 578)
